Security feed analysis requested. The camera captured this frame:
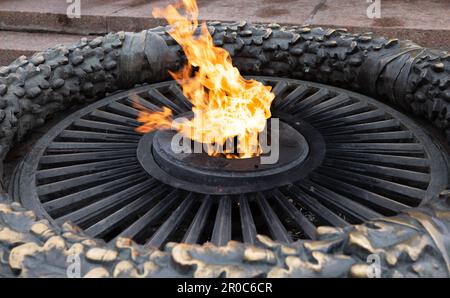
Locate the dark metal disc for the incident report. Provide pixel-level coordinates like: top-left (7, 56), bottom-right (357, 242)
top-left (137, 118), bottom-right (325, 194)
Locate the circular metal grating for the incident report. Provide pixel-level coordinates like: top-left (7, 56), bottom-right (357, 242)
top-left (10, 76), bottom-right (449, 247)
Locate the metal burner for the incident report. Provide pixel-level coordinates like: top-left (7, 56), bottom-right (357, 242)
top-left (137, 116), bottom-right (324, 194)
top-left (10, 76), bottom-right (449, 247)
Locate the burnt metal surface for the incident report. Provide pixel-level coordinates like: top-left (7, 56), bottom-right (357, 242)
top-left (139, 113), bottom-right (323, 194)
top-left (0, 22), bottom-right (450, 277)
top-left (8, 77), bottom-right (450, 251)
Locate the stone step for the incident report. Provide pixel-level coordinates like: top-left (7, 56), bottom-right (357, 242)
top-left (0, 30), bottom-right (96, 66)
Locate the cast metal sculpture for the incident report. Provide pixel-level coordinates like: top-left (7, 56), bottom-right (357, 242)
top-left (8, 77), bottom-right (449, 248)
top-left (0, 22), bottom-right (450, 277)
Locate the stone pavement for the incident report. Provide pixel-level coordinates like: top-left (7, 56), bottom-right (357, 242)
top-left (0, 0), bottom-right (449, 65)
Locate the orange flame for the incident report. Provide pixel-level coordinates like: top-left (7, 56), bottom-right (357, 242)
top-left (136, 0), bottom-right (275, 158)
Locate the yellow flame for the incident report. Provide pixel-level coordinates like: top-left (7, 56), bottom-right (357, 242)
top-left (136, 0), bottom-right (275, 158)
